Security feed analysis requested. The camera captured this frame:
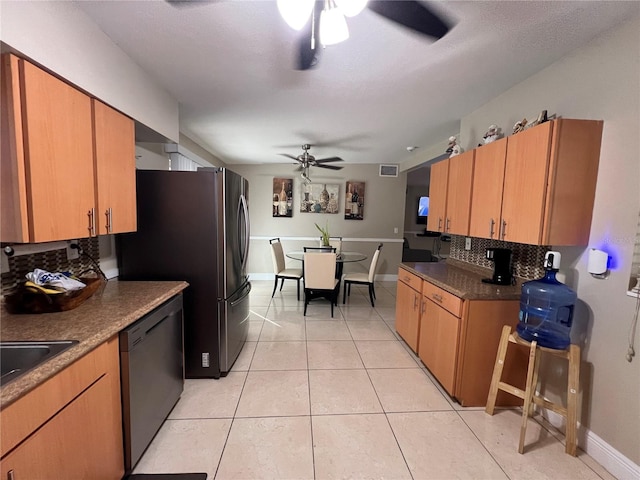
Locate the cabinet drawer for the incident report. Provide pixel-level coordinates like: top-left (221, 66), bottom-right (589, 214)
top-left (422, 282), bottom-right (462, 317)
top-left (397, 268), bottom-right (422, 292)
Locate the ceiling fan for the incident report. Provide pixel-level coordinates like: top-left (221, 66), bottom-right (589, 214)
top-left (279, 0), bottom-right (453, 70)
top-left (167, 1), bottom-right (452, 70)
top-left (279, 144), bottom-right (343, 183)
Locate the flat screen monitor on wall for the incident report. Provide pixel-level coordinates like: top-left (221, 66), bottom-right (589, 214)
top-left (416, 196), bottom-right (429, 224)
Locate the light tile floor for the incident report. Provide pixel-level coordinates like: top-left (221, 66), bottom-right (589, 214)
top-left (134, 280), bottom-right (615, 480)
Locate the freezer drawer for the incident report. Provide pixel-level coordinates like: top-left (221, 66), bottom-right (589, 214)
top-left (220, 280), bottom-right (251, 374)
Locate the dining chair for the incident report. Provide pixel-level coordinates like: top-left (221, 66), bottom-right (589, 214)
top-left (269, 238), bottom-right (303, 300)
top-left (319, 236), bottom-right (342, 254)
top-left (343, 243), bottom-right (383, 307)
top-left (303, 252), bottom-right (340, 317)
top-left (305, 246), bottom-right (337, 253)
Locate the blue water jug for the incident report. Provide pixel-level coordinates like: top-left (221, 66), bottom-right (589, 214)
top-left (516, 251), bottom-right (576, 349)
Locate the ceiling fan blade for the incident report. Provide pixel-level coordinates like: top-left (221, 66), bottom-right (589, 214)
top-left (278, 153), bottom-right (300, 161)
top-left (367, 1), bottom-right (451, 40)
top-left (165, 0), bottom-right (215, 8)
top-left (315, 157), bottom-right (343, 163)
top-left (316, 164), bottom-right (344, 170)
top-left (296, 1), bottom-right (323, 70)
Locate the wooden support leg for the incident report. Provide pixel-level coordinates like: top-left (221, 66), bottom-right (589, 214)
top-left (518, 339), bottom-right (538, 454)
top-left (529, 349), bottom-right (541, 417)
top-left (485, 325), bottom-right (512, 415)
top-left (565, 344), bottom-right (580, 456)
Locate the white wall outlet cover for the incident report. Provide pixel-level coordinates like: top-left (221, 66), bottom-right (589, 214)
top-left (465, 237), bottom-right (472, 250)
top-left (66, 240), bottom-right (80, 260)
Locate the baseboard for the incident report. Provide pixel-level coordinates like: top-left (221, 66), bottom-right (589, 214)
top-left (249, 273), bottom-right (398, 282)
top-left (541, 409), bottom-right (640, 480)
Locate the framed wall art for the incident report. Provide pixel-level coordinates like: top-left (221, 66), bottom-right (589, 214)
top-left (345, 181), bottom-right (365, 220)
top-left (300, 183), bottom-right (339, 214)
top-left (273, 177), bottom-right (293, 217)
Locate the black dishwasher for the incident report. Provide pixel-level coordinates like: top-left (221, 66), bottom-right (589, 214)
top-left (120, 293), bottom-right (184, 472)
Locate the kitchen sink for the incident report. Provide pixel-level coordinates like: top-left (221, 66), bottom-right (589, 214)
top-left (0, 340), bottom-right (79, 386)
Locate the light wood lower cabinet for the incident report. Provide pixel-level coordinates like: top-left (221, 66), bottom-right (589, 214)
top-left (419, 298), bottom-right (460, 394)
top-left (419, 284), bottom-right (527, 406)
top-left (396, 267), bottom-right (528, 407)
top-left (0, 336), bottom-right (124, 480)
top-left (395, 271), bottom-right (422, 353)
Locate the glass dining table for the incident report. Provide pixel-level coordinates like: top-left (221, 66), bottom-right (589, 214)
top-left (286, 251), bottom-right (367, 278)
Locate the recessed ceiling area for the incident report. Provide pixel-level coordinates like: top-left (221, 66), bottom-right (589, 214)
top-left (75, 1), bottom-right (638, 166)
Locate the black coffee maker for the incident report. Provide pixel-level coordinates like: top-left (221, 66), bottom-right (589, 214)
top-left (481, 248), bottom-right (514, 285)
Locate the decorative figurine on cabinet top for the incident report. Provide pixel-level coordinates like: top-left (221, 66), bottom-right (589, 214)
top-left (445, 136), bottom-right (463, 158)
top-left (479, 124), bottom-right (502, 146)
top-left (512, 118), bottom-right (528, 134)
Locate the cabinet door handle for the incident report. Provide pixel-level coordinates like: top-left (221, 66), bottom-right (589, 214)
top-left (105, 207), bottom-right (113, 234)
top-left (421, 300), bottom-right (426, 314)
top-left (437, 217), bottom-right (442, 231)
top-left (87, 208), bottom-right (96, 236)
top-left (501, 219), bottom-right (507, 239)
top-left (413, 294), bottom-right (418, 310)
top-left (8, 470), bottom-right (15, 480)
top-left (489, 218), bottom-right (495, 238)
top-left (432, 293), bottom-right (443, 303)
top-left (446, 218), bottom-right (451, 232)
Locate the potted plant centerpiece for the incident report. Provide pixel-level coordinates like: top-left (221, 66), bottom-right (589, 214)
top-left (315, 221), bottom-right (330, 247)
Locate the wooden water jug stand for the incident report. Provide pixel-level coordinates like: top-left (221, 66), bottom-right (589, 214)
top-left (485, 325), bottom-right (580, 456)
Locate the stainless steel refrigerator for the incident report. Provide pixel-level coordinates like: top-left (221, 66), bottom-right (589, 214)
top-left (117, 168), bottom-right (250, 378)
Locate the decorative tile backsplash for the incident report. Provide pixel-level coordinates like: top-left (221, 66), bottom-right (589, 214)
top-left (449, 235), bottom-right (549, 280)
top-left (1, 238), bottom-right (101, 296)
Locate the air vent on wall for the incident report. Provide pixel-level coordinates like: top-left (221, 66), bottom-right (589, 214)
top-left (379, 164), bottom-right (399, 177)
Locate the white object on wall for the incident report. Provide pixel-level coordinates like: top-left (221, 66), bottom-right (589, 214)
top-left (588, 248), bottom-right (609, 278)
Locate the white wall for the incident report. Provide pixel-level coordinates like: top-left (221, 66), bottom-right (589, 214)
top-left (0, 1), bottom-right (179, 142)
top-left (457, 16), bottom-right (640, 467)
top-left (136, 143), bottom-right (170, 171)
top-left (229, 164), bottom-right (407, 279)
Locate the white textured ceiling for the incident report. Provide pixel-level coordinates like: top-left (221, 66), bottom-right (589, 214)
top-left (76, 1), bottom-right (637, 166)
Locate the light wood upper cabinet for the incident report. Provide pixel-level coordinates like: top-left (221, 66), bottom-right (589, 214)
top-left (501, 119), bottom-right (603, 245)
top-left (500, 121), bottom-right (554, 244)
top-left (469, 138), bottom-right (507, 239)
top-left (467, 119), bottom-right (603, 245)
top-left (93, 100), bottom-right (136, 235)
top-left (1, 54), bottom-right (137, 242)
top-left (445, 150), bottom-right (474, 236)
top-left (426, 159), bottom-right (448, 233)
top-left (1, 54), bottom-right (95, 242)
top-left (427, 151), bottom-right (474, 236)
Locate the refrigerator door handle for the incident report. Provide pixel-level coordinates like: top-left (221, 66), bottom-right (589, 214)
top-left (238, 194), bottom-right (250, 272)
top-left (230, 281), bottom-right (252, 307)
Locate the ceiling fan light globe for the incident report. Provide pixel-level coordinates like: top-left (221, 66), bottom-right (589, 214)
top-left (335, 0), bottom-right (368, 17)
top-left (277, 0), bottom-right (315, 31)
top-left (320, 7), bottom-right (349, 46)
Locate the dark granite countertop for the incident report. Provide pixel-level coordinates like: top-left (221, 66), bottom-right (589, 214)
top-left (0, 280), bottom-right (188, 409)
top-left (400, 259), bottom-right (523, 300)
